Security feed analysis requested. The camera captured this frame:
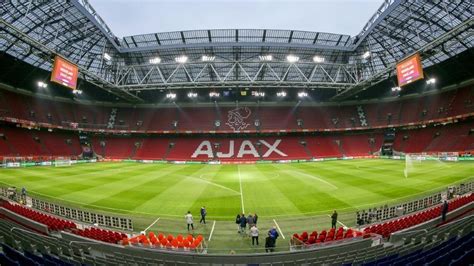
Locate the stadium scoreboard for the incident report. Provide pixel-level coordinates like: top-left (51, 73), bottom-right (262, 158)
top-left (396, 53), bottom-right (424, 87)
top-left (50, 55), bottom-right (79, 90)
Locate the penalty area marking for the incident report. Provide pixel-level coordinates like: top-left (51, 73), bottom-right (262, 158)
top-left (273, 219), bottom-right (285, 239)
top-left (144, 217), bottom-right (160, 232)
top-left (327, 215), bottom-right (348, 228)
top-left (238, 165), bottom-right (245, 213)
top-left (208, 221), bottom-right (216, 242)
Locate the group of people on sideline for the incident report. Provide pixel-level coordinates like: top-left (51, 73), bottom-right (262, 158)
top-left (235, 213), bottom-right (280, 252)
top-left (186, 208), bottom-right (343, 252)
top-left (235, 213), bottom-right (258, 234)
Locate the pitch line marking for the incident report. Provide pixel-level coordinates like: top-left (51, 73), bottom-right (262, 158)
top-left (144, 217), bottom-right (160, 232)
top-left (286, 170), bottom-right (338, 189)
top-left (208, 221), bottom-right (216, 242)
top-left (273, 219), bottom-right (286, 239)
top-left (327, 214), bottom-right (348, 228)
top-left (173, 174), bottom-right (240, 195)
top-left (238, 165), bottom-right (245, 213)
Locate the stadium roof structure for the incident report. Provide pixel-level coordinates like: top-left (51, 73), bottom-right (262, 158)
top-left (1, 0), bottom-right (473, 103)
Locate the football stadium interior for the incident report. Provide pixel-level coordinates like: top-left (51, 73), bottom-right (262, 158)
top-left (0, 0), bottom-right (473, 265)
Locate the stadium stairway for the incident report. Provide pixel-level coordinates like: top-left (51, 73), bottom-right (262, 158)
top-left (335, 139), bottom-right (346, 157)
top-left (300, 137), bottom-right (314, 159)
top-left (130, 139), bottom-right (142, 159)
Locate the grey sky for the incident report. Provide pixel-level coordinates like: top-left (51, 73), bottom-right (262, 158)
top-left (89, 0), bottom-right (383, 38)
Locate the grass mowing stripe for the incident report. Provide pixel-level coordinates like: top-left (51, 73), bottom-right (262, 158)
top-left (0, 160), bottom-right (472, 222)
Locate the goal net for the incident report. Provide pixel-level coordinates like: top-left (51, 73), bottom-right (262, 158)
top-left (404, 152), bottom-right (457, 178)
top-left (54, 157), bottom-right (72, 167)
top-left (2, 157), bottom-right (24, 168)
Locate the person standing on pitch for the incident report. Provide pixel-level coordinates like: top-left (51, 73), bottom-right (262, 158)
top-left (253, 213), bottom-right (258, 225)
top-left (200, 206), bottom-right (207, 224)
top-left (441, 200), bottom-right (449, 222)
top-left (250, 224), bottom-right (259, 245)
top-left (235, 213), bottom-right (241, 233)
top-left (239, 213), bottom-right (247, 235)
top-left (247, 213), bottom-right (254, 232)
top-left (185, 211), bottom-right (194, 231)
top-left (331, 210), bottom-right (338, 229)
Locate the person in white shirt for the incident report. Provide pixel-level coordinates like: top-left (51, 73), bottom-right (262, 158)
top-left (185, 211), bottom-right (194, 231)
top-left (250, 225), bottom-right (259, 245)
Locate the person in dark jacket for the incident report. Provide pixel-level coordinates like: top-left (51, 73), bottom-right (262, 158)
top-left (265, 236), bottom-right (275, 252)
top-left (253, 213), bottom-right (258, 225)
top-left (200, 206), bottom-right (207, 224)
top-left (239, 213), bottom-right (247, 234)
top-left (331, 210), bottom-right (338, 229)
top-left (247, 214), bottom-right (254, 229)
top-left (235, 214), bottom-right (241, 233)
top-left (441, 200), bottom-right (448, 222)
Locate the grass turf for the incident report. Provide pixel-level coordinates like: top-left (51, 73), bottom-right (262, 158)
top-left (0, 159), bottom-right (472, 253)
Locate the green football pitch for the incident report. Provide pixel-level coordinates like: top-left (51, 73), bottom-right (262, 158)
top-left (0, 159), bottom-right (472, 253)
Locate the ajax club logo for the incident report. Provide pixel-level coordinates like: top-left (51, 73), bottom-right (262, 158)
top-left (226, 107), bottom-right (251, 131)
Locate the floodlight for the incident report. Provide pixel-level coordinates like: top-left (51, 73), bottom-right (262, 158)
top-left (175, 55), bottom-right (188, 64)
top-left (287, 55), bottom-right (299, 63)
top-left (72, 90), bottom-right (83, 95)
top-left (201, 55), bottom-right (215, 62)
top-left (259, 55), bottom-right (273, 61)
top-left (187, 92), bottom-right (198, 98)
top-left (426, 78), bottom-right (436, 85)
top-left (103, 53), bottom-right (112, 61)
top-left (166, 92), bottom-right (176, 99)
top-left (313, 56), bottom-right (325, 63)
top-left (252, 91), bottom-right (265, 97)
top-left (37, 81), bottom-right (47, 88)
top-left (209, 92), bottom-right (220, 97)
top-left (391, 86), bottom-right (401, 92)
top-left (362, 51), bottom-right (371, 59)
top-left (298, 91), bottom-right (308, 98)
top-left (149, 57), bottom-right (161, 64)
top-left (276, 91), bottom-right (287, 97)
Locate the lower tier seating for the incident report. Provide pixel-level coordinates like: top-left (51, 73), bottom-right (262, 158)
top-left (124, 232), bottom-right (204, 250)
top-left (1, 201), bottom-right (76, 231)
top-left (363, 193), bottom-right (473, 238)
top-left (291, 226), bottom-right (364, 245)
top-left (71, 227), bottom-right (126, 244)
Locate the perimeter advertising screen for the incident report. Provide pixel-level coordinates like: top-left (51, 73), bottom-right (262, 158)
top-left (396, 53), bottom-right (424, 87)
top-left (50, 56), bottom-right (79, 90)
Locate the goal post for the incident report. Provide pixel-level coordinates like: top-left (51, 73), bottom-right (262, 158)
top-left (54, 156), bottom-right (72, 167)
top-left (2, 156), bottom-right (24, 168)
top-left (403, 152), bottom-right (458, 178)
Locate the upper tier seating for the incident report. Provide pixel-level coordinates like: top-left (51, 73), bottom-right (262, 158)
top-left (1, 85), bottom-right (472, 132)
